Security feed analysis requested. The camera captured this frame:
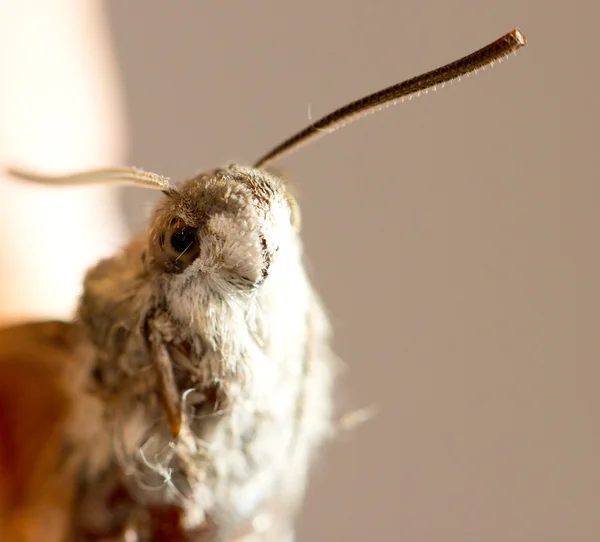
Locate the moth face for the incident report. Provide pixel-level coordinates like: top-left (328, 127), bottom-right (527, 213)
top-left (148, 165), bottom-right (299, 289)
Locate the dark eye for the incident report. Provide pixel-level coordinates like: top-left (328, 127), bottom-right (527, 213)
top-left (170, 227), bottom-right (196, 254)
top-left (163, 218), bottom-right (200, 267)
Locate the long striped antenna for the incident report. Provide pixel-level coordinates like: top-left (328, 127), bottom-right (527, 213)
top-left (254, 28), bottom-right (527, 169)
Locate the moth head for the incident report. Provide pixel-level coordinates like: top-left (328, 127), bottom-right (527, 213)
top-left (148, 164), bottom-right (300, 290)
top-left (5, 26), bottom-right (527, 289)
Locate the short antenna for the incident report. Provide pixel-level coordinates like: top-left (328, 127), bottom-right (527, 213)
top-left (5, 166), bottom-right (176, 195)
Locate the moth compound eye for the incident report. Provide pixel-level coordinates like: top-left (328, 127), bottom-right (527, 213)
top-left (163, 218), bottom-right (200, 267)
top-left (169, 227), bottom-right (196, 254)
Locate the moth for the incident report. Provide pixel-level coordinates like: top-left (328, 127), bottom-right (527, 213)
top-left (0, 29), bottom-right (527, 542)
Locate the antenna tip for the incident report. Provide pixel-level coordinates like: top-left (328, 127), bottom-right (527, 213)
top-left (513, 28), bottom-right (527, 46)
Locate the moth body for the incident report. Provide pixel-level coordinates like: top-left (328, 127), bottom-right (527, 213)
top-left (74, 165), bottom-right (334, 539)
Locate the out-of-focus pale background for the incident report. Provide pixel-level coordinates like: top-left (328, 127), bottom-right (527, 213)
top-left (0, 0), bottom-right (127, 321)
top-left (1, 1), bottom-right (599, 541)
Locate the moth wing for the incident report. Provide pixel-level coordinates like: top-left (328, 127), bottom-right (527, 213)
top-left (0, 321), bottom-right (84, 542)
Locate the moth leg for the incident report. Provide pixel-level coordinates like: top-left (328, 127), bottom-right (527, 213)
top-left (144, 315), bottom-right (182, 438)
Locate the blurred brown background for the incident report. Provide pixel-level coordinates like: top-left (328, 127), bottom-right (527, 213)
top-left (3, 0), bottom-right (600, 540)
